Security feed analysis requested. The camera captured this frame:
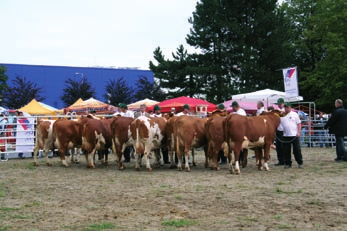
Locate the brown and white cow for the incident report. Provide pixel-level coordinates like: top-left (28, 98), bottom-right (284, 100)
top-left (81, 117), bottom-right (114, 168)
top-left (52, 118), bottom-right (86, 167)
top-left (223, 110), bottom-right (283, 174)
top-left (33, 120), bottom-right (56, 166)
top-left (130, 116), bottom-right (167, 171)
top-left (173, 115), bottom-right (208, 172)
top-left (110, 116), bottom-right (134, 170)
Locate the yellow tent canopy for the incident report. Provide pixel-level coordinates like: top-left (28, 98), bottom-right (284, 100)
top-left (19, 99), bottom-right (57, 116)
top-left (69, 98), bottom-right (84, 107)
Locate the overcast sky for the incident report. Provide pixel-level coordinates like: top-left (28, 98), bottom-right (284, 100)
top-left (0, 0), bottom-right (198, 70)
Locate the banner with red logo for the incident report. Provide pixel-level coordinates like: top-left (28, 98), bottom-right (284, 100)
top-left (282, 67), bottom-right (299, 98)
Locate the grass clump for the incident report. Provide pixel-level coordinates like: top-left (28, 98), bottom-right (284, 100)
top-left (278, 223), bottom-right (292, 229)
top-left (162, 219), bottom-right (198, 227)
top-left (83, 222), bottom-right (118, 230)
top-left (0, 226), bottom-right (12, 231)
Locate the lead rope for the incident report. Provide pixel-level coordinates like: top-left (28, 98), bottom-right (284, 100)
top-left (276, 136), bottom-right (298, 143)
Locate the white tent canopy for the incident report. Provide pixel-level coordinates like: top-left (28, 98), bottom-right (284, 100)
top-left (127, 98), bottom-right (158, 110)
top-left (232, 88), bottom-right (303, 104)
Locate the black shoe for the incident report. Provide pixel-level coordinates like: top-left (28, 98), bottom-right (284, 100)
top-left (123, 159), bottom-right (130, 163)
top-left (284, 165), bottom-right (292, 169)
top-left (334, 158), bottom-right (343, 162)
top-left (274, 162), bottom-right (284, 166)
top-left (164, 161), bottom-right (171, 164)
top-left (219, 161), bottom-right (227, 165)
top-left (342, 158), bottom-right (347, 162)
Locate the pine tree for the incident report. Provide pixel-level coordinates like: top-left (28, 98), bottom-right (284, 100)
top-left (3, 76), bottom-right (45, 109)
top-left (103, 77), bottom-right (134, 106)
top-left (0, 65), bottom-right (9, 106)
top-left (133, 76), bottom-right (166, 102)
top-left (60, 76), bottom-right (96, 107)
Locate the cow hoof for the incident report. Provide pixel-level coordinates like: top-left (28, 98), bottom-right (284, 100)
top-left (33, 162), bottom-right (38, 167)
top-left (186, 168), bottom-right (190, 172)
top-left (119, 166), bottom-right (125, 170)
top-left (177, 167), bottom-right (182, 171)
top-left (235, 170), bottom-right (241, 175)
top-left (265, 168), bottom-right (270, 171)
top-left (147, 168), bottom-right (152, 172)
top-left (135, 167), bottom-right (141, 171)
top-left (46, 163), bottom-right (52, 166)
top-left (170, 164), bottom-right (176, 169)
top-left (216, 167), bottom-right (220, 171)
top-left (193, 162), bottom-right (197, 167)
top-left (205, 164), bottom-right (209, 168)
top-left (154, 164), bottom-right (159, 168)
top-left (229, 169), bottom-right (234, 174)
top-left (75, 161), bottom-right (80, 164)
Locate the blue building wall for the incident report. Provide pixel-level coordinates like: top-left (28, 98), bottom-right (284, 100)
top-left (1, 63), bottom-right (154, 109)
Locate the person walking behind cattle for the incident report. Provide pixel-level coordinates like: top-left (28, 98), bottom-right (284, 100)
top-left (118, 103), bottom-right (134, 162)
top-left (176, 104), bottom-right (191, 116)
top-left (230, 101), bottom-right (246, 163)
top-left (274, 98), bottom-right (285, 166)
top-left (324, 99), bottom-right (347, 161)
top-left (281, 102), bottom-right (304, 169)
top-left (151, 105), bottom-right (162, 118)
top-left (134, 104), bottom-right (150, 118)
top-left (256, 101), bottom-right (265, 116)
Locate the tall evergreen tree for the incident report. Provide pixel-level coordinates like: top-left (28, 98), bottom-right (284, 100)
top-left (149, 45), bottom-right (203, 99)
top-left (186, 0), bottom-right (290, 102)
top-left (3, 76), bottom-right (45, 109)
top-left (103, 77), bottom-right (134, 106)
top-left (60, 76), bottom-right (96, 107)
top-left (0, 65), bottom-right (9, 106)
top-left (133, 76), bottom-right (166, 102)
top-left (285, 0), bottom-right (347, 111)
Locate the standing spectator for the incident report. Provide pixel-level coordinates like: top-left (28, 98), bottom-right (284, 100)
top-left (281, 102), bottom-right (304, 169)
top-left (316, 112), bottom-right (329, 148)
top-left (324, 99), bottom-right (347, 161)
top-left (297, 108), bottom-right (307, 145)
top-left (176, 104), bottom-right (191, 116)
top-left (134, 104), bottom-right (150, 118)
top-left (0, 113), bottom-right (7, 134)
top-left (231, 101), bottom-right (246, 116)
top-left (230, 101), bottom-right (246, 163)
top-left (118, 103), bottom-right (134, 162)
top-left (274, 98), bottom-right (285, 166)
top-left (256, 101), bottom-right (265, 116)
top-left (151, 105), bottom-right (162, 117)
top-left (151, 105), bottom-right (169, 164)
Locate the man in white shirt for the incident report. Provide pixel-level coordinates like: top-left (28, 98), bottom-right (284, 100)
top-left (256, 101), bottom-right (265, 116)
top-left (231, 101), bottom-right (246, 116)
top-left (118, 103), bottom-right (134, 118)
top-left (230, 101), bottom-right (246, 163)
top-left (176, 104), bottom-right (191, 116)
top-left (281, 102), bottom-right (303, 169)
top-left (274, 98), bottom-right (285, 166)
top-left (151, 105), bottom-right (162, 117)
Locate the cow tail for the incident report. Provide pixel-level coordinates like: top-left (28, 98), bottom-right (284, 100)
top-left (174, 121), bottom-right (180, 157)
top-left (51, 122), bottom-right (57, 151)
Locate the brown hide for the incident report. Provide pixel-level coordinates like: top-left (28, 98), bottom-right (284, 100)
top-left (52, 118), bottom-right (84, 166)
top-left (205, 116), bottom-right (227, 170)
top-left (174, 116), bottom-right (207, 171)
top-left (223, 112), bottom-right (281, 173)
top-left (110, 117), bottom-right (134, 169)
top-left (81, 117), bottom-right (114, 167)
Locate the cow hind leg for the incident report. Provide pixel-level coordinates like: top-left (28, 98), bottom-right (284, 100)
top-left (192, 149), bottom-right (197, 166)
top-left (234, 149), bottom-right (241, 174)
top-left (145, 153), bottom-right (152, 172)
top-left (242, 149), bottom-right (248, 168)
top-left (184, 151), bottom-right (190, 172)
top-left (263, 146), bottom-right (271, 171)
top-left (169, 150), bottom-right (176, 169)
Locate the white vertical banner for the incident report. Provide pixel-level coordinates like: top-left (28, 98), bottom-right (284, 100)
top-left (283, 66), bottom-right (299, 98)
top-left (15, 116), bottom-right (35, 152)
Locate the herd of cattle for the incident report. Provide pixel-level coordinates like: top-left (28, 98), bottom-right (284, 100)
top-left (33, 110), bottom-right (283, 174)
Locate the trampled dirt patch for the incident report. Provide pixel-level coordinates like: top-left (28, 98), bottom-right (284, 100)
top-left (1, 148), bottom-right (347, 231)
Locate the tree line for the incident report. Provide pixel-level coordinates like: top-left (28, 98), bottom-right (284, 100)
top-left (0, 66), bottom-right (165, 109)
top-left (149, 0), bottom-right (346, 112)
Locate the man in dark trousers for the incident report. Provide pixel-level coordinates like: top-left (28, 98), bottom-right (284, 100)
top-left (324, 99), bottom-right (347, 161)
top-left (274, 98), bottom-right (285, 166)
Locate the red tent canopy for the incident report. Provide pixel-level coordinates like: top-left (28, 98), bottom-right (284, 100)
top-left (147, 96), bottom-right (217, 113)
